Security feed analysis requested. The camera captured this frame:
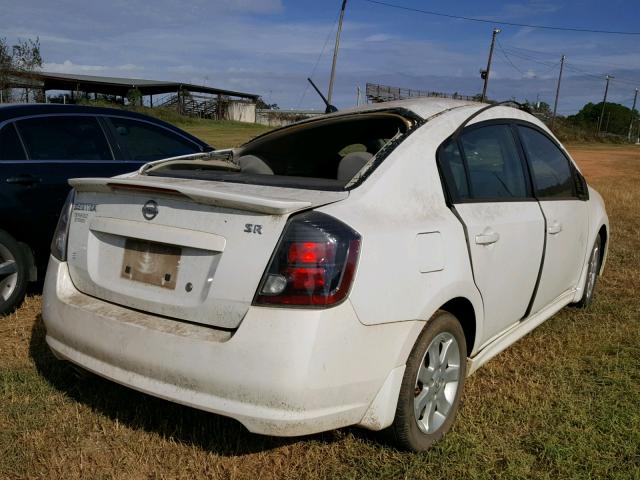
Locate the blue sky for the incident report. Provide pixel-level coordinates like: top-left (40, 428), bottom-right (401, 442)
top-left (1, 0), bottom-right (639, 114)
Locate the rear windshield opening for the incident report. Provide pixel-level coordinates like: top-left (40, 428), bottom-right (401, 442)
top-left (147, 112), bottom-right (412, 190)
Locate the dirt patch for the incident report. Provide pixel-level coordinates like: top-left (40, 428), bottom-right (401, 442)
top-left (566, 144), bottom-right (640, 181)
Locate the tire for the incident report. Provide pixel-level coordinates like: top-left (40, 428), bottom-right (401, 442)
top-left (574, 236), bottom-right (602, 309)
top-left (390, 310), bottom-right (467, 451)
top-left (0, 230), bottom-right (29, 317)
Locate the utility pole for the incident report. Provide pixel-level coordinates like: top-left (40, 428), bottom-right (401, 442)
top-left (551, 54), bottom-right (565, 129)
top-left (597, 75), bottom-right (613, 135)
top-left (628, 88), bottom-right (638, 142)
top-left (480, 28), bottom-right (501, 103)
top-left (327, 0), bottom-right (347, 106)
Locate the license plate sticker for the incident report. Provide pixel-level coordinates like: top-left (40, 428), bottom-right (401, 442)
top-left (121, 239), bottom-right (181, 290)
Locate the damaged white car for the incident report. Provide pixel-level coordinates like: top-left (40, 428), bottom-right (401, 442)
top-left (42, 98), bottom-right (608, 451)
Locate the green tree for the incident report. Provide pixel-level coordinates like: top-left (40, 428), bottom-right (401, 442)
top-left (0, 38), bottom-right (13, 102)
top-left (256, 97), bottom-right (279, 110)
top-left (524, 100), bottom-right (552, 117)
top-left (0, 36), bottom-right (42, 103)
top-left (569, 102), bottom-right (638, 136)
top-left (126, 88), bottom-right (142, 106)
top-left (11, 37), bottom-right (42, 72)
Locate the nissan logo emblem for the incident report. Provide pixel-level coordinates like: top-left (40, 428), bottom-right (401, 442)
top-left (142, 200), bottom-right (159, 220)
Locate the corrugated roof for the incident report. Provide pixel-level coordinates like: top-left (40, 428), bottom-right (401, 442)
top-left (8, 71), bottom-right (259, 100)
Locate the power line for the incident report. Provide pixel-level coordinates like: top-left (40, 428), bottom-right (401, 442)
top-left (495, 45), bottom-right (640, 73)
top-left (564, 62), bottom-right (640, 86)
top-left (498, 42), bottom-right (640, 86)
top-left (499, 47), bottom-right (560, 70)
top-left (296, 10), bottom-right (341, 109)
top-left (362, 0), bottom-right (640, 35)
top-left (496, 39), bottom-right (527, 76)
top-left (500, 45), bottom-right (559, 61)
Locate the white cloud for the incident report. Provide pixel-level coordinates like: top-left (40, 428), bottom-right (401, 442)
top-left (2, 0), bottom-right (638, 113)
top-left (364, 34), bottom-right (394, 42)
top-left (43, 60), bottom-right (144, 74)
top-left (501, 1), bottom-right (562, 19)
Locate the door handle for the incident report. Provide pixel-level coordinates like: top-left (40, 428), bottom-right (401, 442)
top-left (547, 222), bottom-right (563, 235)
top-left (475, 231), bottom-right (500, 245)
top-left (6, 175), bottom-right (41, 186)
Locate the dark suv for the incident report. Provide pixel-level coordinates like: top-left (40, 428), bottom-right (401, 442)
top-left (0, 104), bottom-right (212, 314)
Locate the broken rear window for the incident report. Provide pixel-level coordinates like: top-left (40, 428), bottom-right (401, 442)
top-left (147, 111), bottom-right (415, 190)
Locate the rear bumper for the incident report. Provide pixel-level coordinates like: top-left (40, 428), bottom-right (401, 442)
top-left (42, 256), bottom-right (422, 436)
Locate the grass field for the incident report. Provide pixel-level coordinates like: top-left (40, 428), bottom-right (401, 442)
top-left (176, 119), bottom-right (271, 149)
top-left (1, 142), bottom-right (639, 479)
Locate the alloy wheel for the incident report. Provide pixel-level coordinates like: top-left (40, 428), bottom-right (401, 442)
top-left (0, 244), bottom-right (18, 302)
top-left (413, 332), bottom-right (461, 434)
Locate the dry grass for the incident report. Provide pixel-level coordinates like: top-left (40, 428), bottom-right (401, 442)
top-left (1, 145), bottom-right (639, 479)
top-left (177, 121), bottom-right (271, 149)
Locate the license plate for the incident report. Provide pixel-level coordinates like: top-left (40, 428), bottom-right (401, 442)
top-left (121, 239), bottom-right (181, 290)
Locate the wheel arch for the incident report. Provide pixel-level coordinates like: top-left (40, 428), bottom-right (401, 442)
top-left (597, 224), bottom-right (608, 275)
top-left (438, 297), bottom-right (477, 357)
top-left (0, 228), bottom-right (38, 283)
top-left (17, 241), bottom-right (38, 282)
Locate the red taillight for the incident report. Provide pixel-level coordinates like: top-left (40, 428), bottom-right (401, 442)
top-left (286, 267), bottom-right (326, 290)
top-left (254, 211), bottom-right (361, 307)
top-left (287, 242), bottom-right (336, 264)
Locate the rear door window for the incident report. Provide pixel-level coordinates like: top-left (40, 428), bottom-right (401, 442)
top-left (517, 126), bottom-right (575, 198)
top-left (108, 117), bottom-right (200, 162)
top-left (459, 125), bottom-right (529, 200)
top-left (16, 115), bottom-right (112, 161)
top-left (0, 123), bottom-right (27, 160)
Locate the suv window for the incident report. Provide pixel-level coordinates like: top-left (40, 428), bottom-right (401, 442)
top-left (459, 125), bottom-right (528, 200)
top-left (0, 123), bottom-right (27, 160)
top-left (518, 126), bottom-right (575, 198)
top-left (108, 117), bottom-right (199, 162)
top-left (16, 115), bottom-right (112, 161)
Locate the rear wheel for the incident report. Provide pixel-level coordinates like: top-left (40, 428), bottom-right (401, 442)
top-left (0, 230), bottom-right (29, 316)
top-left (390, 310), bottom-right (467, 451)
top-left (575, 236), bottom-right (602, 308)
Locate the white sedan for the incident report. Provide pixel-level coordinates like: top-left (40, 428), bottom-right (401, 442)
top-left (42, 98), bottom-right (608, 451)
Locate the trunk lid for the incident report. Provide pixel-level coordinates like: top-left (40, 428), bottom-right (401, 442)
top-left (66, 175), bottom-right (347, 329)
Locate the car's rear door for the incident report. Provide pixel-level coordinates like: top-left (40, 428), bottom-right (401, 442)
top-left (0, 122), bottom-right (31, 240)
top-left (104, 116), bottom-right (205, 163)
top-left (438, 123), bottom-right (545, 343)
top-left (516, 125), bottom-right (589, 313)
top-left (11, 114), bottom-right (118, 264)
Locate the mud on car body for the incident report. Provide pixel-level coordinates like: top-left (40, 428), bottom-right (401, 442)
top-left (42, 98), bottom-right (608, 451)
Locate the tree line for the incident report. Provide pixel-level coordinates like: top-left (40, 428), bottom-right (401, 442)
top-left (0, 37), bottom-right (43, 102)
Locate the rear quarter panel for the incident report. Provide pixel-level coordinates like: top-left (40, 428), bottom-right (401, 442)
top-left (319, 115), bottom-right (485, 354)
top-left (572, 185), bottom-right (609, 302)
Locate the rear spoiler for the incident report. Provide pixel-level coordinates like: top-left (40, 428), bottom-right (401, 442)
top-left (68, 177), bottom-right (313, 215)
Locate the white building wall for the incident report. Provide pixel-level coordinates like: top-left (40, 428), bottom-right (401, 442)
top-left (226, 101), bottom-right (256, 123)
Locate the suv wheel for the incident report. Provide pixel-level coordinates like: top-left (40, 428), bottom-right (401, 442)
top-left (390, 310), bottom-right (467, 451)
top-left (0, 230), bottom-right (29, 316)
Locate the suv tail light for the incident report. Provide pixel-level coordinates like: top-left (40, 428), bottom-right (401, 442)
top-left (51, 189), bottom-right (75, 262)
top-left (254, 211), bottom-right (361, 307)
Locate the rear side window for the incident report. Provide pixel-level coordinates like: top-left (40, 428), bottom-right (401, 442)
top-left (108, 117), bottom-right (199, 162)
top-left (16, 116), bottom-right (112, 161)
top-left (438, 140), bottom-right (469, 200)
top-left (459, 125), bottom-right (528, 200)
top-left (518, 126), bottom-right (575, 198)
top-left (0, 124), bottom-right (27, 160)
